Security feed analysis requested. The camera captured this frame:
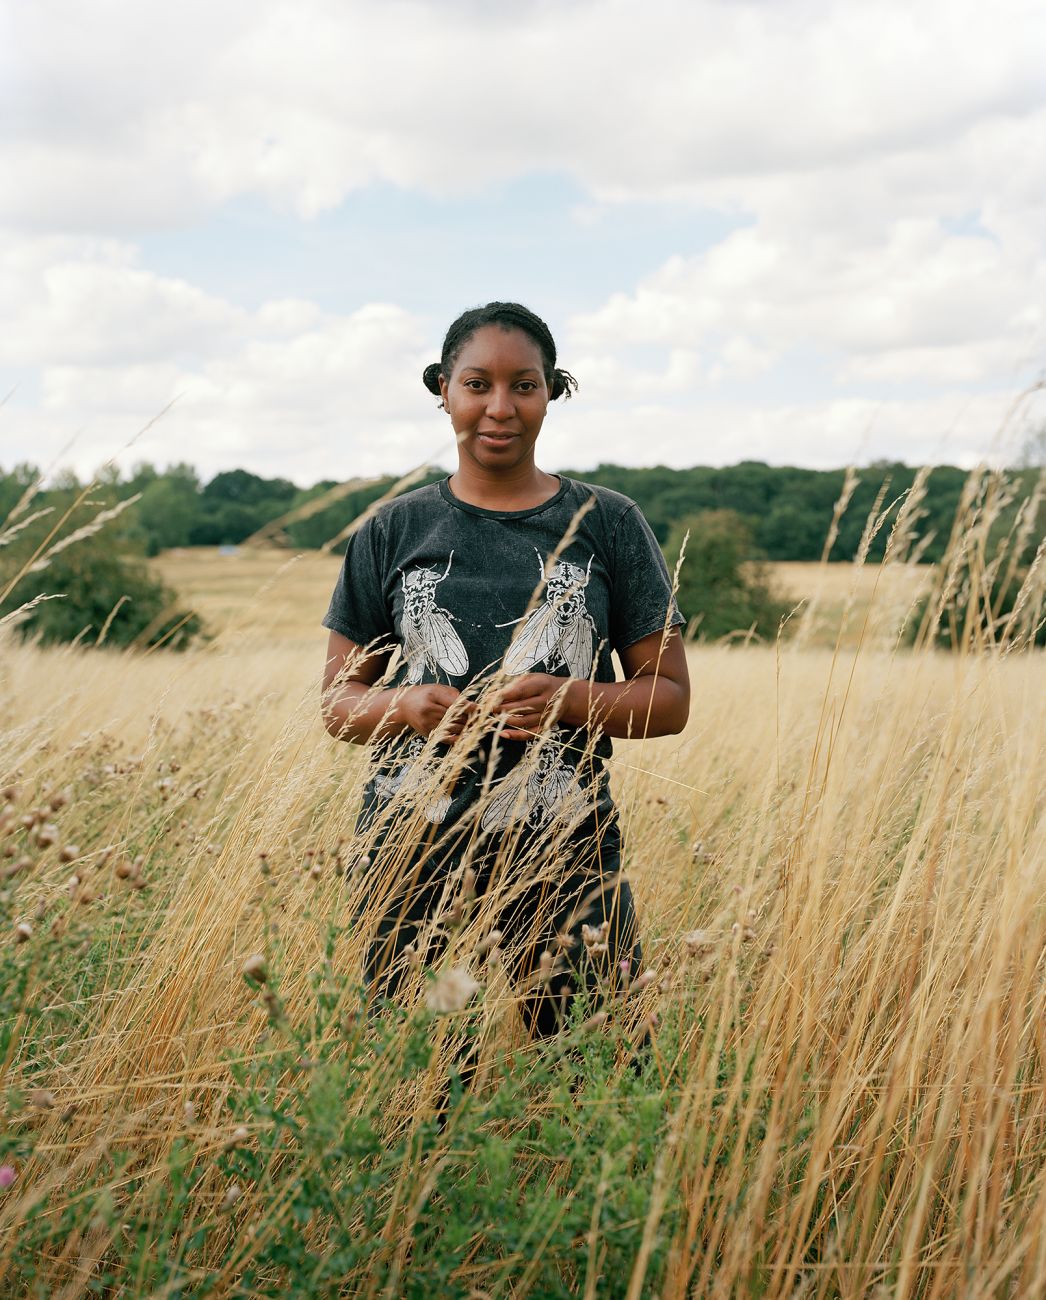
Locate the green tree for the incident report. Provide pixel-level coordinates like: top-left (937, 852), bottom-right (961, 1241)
top-left (192, 469), bottom-right (299, 545)
top-left (665, 509), bottom-right (791, 641)
top-left (135, 471), bottom-right (204, 554)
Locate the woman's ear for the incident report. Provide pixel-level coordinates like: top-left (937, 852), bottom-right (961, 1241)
top-left (438, 373), bottom-right (451, 413)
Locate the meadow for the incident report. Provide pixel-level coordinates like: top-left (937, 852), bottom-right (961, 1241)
top-left (151, 548), bottom-right (934, 653)
top-left (1, 499), bottom-right (1044, 1296)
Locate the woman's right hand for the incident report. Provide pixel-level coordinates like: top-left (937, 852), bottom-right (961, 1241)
top-left (396, 684), bottom-right (474, 741)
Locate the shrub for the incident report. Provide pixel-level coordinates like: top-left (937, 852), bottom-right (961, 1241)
top-left (1, 487), bottom-right (202, 649)
top-left (664, 509), bottom-right (791, 641)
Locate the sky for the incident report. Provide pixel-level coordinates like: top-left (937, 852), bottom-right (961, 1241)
top-left (1, 0), bottom-right (1045, 487)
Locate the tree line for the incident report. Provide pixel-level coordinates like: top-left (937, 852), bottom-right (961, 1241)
top-left (1, 457), bottom-right (1023, 560)
top-left (2, 458), bottom-right (1041, 648)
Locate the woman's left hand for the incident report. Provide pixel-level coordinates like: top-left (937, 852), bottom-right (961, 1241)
top-left (494, 673), bottom-right (572, 740)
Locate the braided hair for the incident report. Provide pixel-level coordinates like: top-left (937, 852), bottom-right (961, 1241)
top-left (422, 302), bottom-right (578, 403)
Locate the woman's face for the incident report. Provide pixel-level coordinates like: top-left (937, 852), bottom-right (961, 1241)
top-left (439, 325), bottom-right (551, 476)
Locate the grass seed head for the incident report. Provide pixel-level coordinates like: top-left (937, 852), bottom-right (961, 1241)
top-left (35, 823), bottom-right (59, 848)
top-left (29, 1088), bottom-right (56, 1110)
top-left (223, 1183), bottom-right (241, 1208)
top-left (59, 845), bottom-right (80, 863)
top-left (242, 954), bottom-right (268, 984)
top-left (15, 922), bottom-right (32, 943)
top-left (224, 1125), bottom-right (249, 1149)
top-left (475, 929), bottom-right (503, 956)
top-left (683, 929), bottom-right (717, 955)
top-left (582, 920), bottom-right (611, 954)
top-left (427, 966), bottom-right (481, 1014)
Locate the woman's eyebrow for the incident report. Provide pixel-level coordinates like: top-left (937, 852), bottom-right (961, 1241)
top-left (460, 366), bottom-right (542, 376)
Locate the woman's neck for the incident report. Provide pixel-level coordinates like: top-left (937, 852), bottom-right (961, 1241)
top-left (448, 462), bottom-right (561, 512)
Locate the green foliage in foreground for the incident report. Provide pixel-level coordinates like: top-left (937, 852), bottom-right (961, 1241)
top-left (0, 891), bottom-right (811, 1299)
top-left (0, 937), bottom-right (673, 1296)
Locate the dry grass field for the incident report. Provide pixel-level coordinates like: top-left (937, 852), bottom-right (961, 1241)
top-left (154, 547), bottom-right (935, 653)
top-left (154, 547), bottom-right (345, 651)
top-left (1, 516), bottom-right (1044, 1295)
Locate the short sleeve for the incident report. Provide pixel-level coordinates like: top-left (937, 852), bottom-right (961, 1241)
top-left (608, 505), bottom-right (685, 652)
top-left (321, 515), bottom-right (394, 648)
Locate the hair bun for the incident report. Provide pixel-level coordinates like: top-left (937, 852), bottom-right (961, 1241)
top-left (422, 362), bottom-right (443, 395)
top-left (550, 368), bottom-right (578, 401)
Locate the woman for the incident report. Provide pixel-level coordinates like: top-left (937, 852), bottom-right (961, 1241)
top-left (322, 302), bottom-right (689, 1037)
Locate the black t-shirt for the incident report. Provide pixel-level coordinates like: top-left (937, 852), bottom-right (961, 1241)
top-left (323, 475), bottom-right (683, 870)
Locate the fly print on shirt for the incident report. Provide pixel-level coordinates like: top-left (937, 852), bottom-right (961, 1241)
top-left (373, 735), bottom-right (452, 824)
top-left (501, 550), bottom-right (596, 678)
top-left (400, 553), bottom-right (469, 685)
top-left (480, 738), bottom-right (586, 833)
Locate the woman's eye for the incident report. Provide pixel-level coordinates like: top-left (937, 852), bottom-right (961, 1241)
top-left (517, 382), bottom-right (537, 392)
top-left (464, 379), bottom-right (486, 391)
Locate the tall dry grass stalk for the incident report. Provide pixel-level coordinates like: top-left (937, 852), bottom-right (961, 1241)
top-left (0, 467), bottom-right (1043, 1295)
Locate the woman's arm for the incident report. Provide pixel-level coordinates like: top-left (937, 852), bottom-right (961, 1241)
top-left (321, 630), bottom-right (472, 744)
top-left (494, 627), bottom-right (690, 741)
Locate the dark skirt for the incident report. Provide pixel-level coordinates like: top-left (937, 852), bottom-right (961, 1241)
top-left (362, 829), bottom-right (642, 1039)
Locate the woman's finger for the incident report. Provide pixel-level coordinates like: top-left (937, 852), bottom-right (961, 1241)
top-left (503, 712), bottom-right (543, 728)
top-left (499, 693), bottom-right (550, 714)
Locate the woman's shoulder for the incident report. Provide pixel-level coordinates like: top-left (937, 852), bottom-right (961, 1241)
top-left (561, 476), bottom-right (642, 525)
top-left (358, 480), bottom-right (445, 531)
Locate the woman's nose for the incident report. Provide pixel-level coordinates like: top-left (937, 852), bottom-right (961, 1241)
top-left (485, 385), bottom-right (515, 420)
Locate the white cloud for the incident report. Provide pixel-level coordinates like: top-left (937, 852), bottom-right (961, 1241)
top-left (0, 236), bottom-right (249, 368)
top-left (1, 231), bottom-right (443, 482)
top-left (2, 0), bottom-right (1045, 480)
top-left (5, 0), bottom-right (1045, 229)
top-left (567, 216), bottom-right (1045, 390)
top-left (2, 213), bottom-right (1042, 484)
top-left (544, 390), bottom-right (1035, 473)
